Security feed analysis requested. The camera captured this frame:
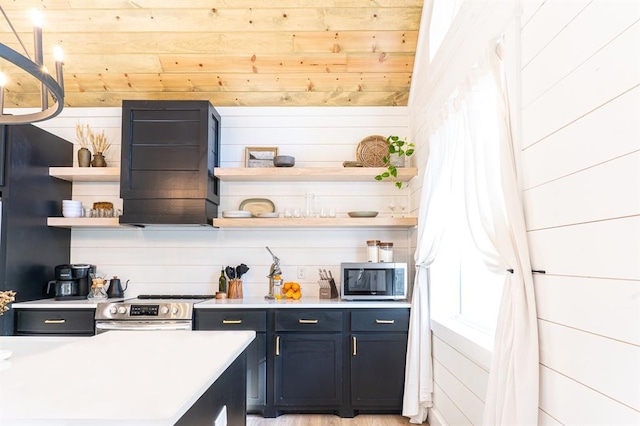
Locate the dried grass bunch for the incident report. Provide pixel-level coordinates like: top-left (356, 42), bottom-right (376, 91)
top-left (75, 122), bottom-right (111, 155)
top-left (90, 130), bottom-right (110, 154)
top-left (0, 290), bottom-right (16, 316)
top-left (75, 123), bottom-right (91, 149)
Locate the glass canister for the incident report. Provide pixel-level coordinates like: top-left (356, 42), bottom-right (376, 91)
top-left (379, 242), bottom-right (394, 262)
top-left (366, 240), bottom-right (380, 262)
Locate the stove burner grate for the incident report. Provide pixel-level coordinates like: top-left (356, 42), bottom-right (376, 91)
top-left (136, 294), bottom-right (214, 300)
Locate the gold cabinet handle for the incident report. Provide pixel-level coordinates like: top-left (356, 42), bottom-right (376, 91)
top-left (44, 319), bottom-right (66, 324)
top-left (298, 319), bottom-right (318, 324)
top-left (353, 336), bottom-right (357, 356)
top-left (276, 335), bottom-right (280, 356)
top-left (222, 319), bottom-right (242, 324)
top-left (375, 319), bottom-right (395, 324)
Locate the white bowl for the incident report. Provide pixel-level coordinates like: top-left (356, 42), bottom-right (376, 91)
top-left (62, 210), bottom-right (82, 218)
top-left (62, 200), bottom-right (81, 205)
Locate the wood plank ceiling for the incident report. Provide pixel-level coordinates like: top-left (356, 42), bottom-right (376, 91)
top-left (0, 0), bottom-right (424, 108)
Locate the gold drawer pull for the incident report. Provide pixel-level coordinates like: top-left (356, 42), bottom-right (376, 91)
top-left (375, 319), bottom-right (395, 324)
top-left (44, 319), bottom-right (66, 324)
top-left (276, 335), bottom-right (281, 356)
top-left (222, 320), bottom-right (242, 324)
top-left (298, 319), bottom-right (319, 324)
top-left (353, 336), bottom-right (357, 356)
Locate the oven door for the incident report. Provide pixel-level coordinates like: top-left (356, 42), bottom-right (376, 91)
top-left (95, 320), bottom-right (192, 334)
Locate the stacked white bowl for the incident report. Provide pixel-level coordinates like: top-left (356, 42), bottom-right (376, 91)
top-left (62, 200), bottom-right (83, 218)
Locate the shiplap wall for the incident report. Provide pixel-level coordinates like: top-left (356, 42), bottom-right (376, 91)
top-left (521, 0), bottom-right (639, 424)
top-left (35, 106), bottom-right (414, 298)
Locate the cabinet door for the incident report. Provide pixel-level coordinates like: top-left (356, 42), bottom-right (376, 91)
top-left (120, 100), bottom-right (219, 201)
top-left (350, 333), bottom-right (407, 408)
top-left (274, 333), bottom-right (343, 407)
top-left (194, 310), bottom-right (266, 410)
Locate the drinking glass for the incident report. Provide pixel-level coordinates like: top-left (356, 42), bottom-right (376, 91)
top-left (388, 198), bottom-right (397, 218)
top-left (398, 197), bottom-right (408, 217)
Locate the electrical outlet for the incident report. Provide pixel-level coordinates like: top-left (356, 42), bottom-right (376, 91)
top-left (297, 267), bottom-right (306, 280)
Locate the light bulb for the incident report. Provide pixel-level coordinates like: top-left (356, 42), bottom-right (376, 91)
top-left (53, 45), bottom-right (64, 62)
top-left (0, 73), bottom-right (6, 87)
top-left (31, 9), bottom-right (43, 27)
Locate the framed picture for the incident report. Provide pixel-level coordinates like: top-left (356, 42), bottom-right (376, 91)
top-left (245, 147), bottom-right (278, 168)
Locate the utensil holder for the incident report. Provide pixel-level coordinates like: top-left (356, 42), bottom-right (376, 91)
top-left (228, 279), bottom-right (243, 299)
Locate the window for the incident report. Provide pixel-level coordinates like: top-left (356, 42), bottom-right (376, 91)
top-left (427, 57), bottom-right (505, 339)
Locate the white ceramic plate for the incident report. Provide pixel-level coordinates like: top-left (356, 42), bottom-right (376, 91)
top-left (0, 349), bottom-right (13, 360)
top-left (348, 211), bottom-right (379, 218)
top-left (256, 212), bottom-right (280, 218)
top-left (222, 210), bottom-right (252, 218)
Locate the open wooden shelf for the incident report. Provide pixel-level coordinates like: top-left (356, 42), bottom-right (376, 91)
top-left (49, 167), bottom-right (120, 182)
top-left (47, 217), bottom-right (122, 228)
top-left (212, 217), bottom-right (417, 228)
top-left (213, 167), bottom-right (417, 182)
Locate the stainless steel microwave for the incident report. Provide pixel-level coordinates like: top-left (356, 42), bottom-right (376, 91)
top-left (340, 262), bottom-right (407, 300)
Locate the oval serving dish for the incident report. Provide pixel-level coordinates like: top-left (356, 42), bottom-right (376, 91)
top-left (239, 198), bottom-right (276, 217)
top-left (347, 211), bottom-right (379, 218)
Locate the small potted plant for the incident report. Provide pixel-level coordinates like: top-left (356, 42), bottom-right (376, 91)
top-left (374, 135), bottom-right (414, 188)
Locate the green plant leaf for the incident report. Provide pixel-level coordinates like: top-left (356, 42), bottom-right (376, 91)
top-left (389, 165), bottom-right (397, 178)
top-left (374, 175), bottom-right (383, 181)
top-left (396, 182), bottom-right (403, 189)
top-left (406, 148), bottom-right (415, 156)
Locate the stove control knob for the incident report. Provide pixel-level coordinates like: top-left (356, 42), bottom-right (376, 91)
top-left (171, 306), bottom-right (179, 315)
top-left (117, 306), bottom-right (127, 314)
top-left (160, 306), bottom-right (169, 314)
top-left (109, 306), bottom-right (117, 314)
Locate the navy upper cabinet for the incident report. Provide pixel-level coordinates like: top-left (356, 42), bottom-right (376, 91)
top-left (119, 100), bottom-right (221, 226)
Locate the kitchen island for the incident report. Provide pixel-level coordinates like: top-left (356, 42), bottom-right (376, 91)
top-left (0, 330), bottom-right (255, 425)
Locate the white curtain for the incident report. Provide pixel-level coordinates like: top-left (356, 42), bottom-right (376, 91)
top-left (403, 41), bottom-right (539, 425)
top-left (402, 102), bottom-right (463, 424)
top-left (474, 43), bottom-right (539, 426)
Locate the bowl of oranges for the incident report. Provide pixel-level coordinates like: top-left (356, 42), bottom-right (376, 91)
top-left (282, 281), bottom-right (302, 300)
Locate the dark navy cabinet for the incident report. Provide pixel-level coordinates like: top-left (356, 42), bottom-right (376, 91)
top-left (0, 125), bottom-right (72, 335)
top-left (119, 100), bottom-right (221, 226)
top-left (195, 307), bottom-right (409, 418)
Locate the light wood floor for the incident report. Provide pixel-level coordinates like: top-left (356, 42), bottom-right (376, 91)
top-left (247, 414), bottom-right (418, 425)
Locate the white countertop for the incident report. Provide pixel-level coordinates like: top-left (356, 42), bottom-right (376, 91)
top-left (0, 330), bottom-right (255, 425)
top-left (196, 296), bottom-right (411, 309)
top-left (12, 298), bottom-right (125, 309)
top-left (13, 297), bottom-right (411, 309)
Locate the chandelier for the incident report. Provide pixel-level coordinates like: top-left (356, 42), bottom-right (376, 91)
top-left (0, 7), bottom-right (64, 125)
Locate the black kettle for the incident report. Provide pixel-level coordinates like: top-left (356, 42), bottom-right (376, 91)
top-left (106, 276), bottom-right (129, 299)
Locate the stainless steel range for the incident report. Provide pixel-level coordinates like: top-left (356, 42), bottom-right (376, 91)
top-left (94, 295), bottom-right (213, 333)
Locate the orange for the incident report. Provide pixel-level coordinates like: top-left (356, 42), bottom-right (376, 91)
top-left (286, 290), bottom-right (294, 299)
top-left (283, 282), bottom-right (292, 291)
top-left (292, 283), bottom-right (300, 291)
top-left (292, 291), bottom-right (302, 300)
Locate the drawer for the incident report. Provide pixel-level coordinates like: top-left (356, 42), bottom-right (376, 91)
top-left (15, 309), bottom-right (95, 335)
top-left (275, 310), bottom-right (343, 332)
top-left (196, 310), bottom-right (266, 332)
top-left (350, 309), bottom-right (410, 332)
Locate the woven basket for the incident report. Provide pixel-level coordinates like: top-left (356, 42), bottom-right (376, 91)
top-left (356, 135), bottom-right (389, 167)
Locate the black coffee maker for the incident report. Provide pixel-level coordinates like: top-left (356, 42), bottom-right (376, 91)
top-left (48, 264), bottom-right (96, 299)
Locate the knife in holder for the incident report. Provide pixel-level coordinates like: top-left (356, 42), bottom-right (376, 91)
top-left (318, 278), bottom-right (339, 299)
